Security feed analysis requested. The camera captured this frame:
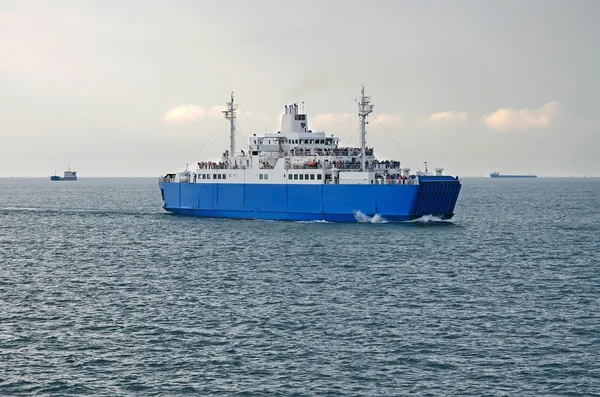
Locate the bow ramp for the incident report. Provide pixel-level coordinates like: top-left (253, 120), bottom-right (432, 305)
top-left (411, 176), bottom-right (461, 219)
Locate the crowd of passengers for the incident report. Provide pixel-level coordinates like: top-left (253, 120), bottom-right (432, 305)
top-left (298, 159), bottom-right (401, 170)
top-left (198, 159), bottom-right (402, 171)
top-left (288, 147), bottom-right (374, 157)
top-left (198, 161), bottom-right (229, 169)
top-left (375, 173), bottom-right (416, 180)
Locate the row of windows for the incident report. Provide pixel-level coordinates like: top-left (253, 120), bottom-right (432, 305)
top-left (289, 174), bottom-right (322, 181)
top-left (200, 174), bottom-right (226, 180)
top-left (198, 173), bottom-right (322, 182)
top-left (253, 138), bottom-right (334, 145)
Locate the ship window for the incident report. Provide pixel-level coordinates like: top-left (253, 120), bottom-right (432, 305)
top-left (217, 174), bottom-right (221, 179)
top-left (288, 174), bottom-right (292, 180)
top-left (299, 174), bottom-right (304, 180)
top-left (294, 174), bottom-right (298, 180)
top-left (223, 174), bottom-right (226, 180)
top-left (264, 174), bottom-right (268, 180)
top-left (310, 139), bottom-right (314, 144)
top-left (317, 174), bottom-right (322, 180)
top-left (310, 174), bottom-right (315, 180)
top-left (259, 174), bottom-right (263, 180)
top-left (213, 174), bottom-right (217, 179)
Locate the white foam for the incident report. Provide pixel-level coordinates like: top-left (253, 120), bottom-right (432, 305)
top-left (410, 214), bottom-right (448, 223)
top-left (354, 211), bottom-right (388, 223)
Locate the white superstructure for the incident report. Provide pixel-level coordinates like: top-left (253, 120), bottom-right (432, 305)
top-left (165, 87), bottom-right (442, 186)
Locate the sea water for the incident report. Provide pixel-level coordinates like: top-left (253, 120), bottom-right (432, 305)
top-left (1, 177), bottom-right (599, 396)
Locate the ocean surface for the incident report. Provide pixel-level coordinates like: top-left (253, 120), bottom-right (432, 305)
top-left (1, 177), bottom-right (599, 396)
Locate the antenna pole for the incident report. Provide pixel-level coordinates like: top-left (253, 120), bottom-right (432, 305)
top-left (358, 85), bottom-right (374, 171)
top-left (222, 92), bottom-right (237, 161)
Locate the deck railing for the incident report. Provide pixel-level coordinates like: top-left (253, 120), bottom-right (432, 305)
top-left (324, 178), bottom-right (418, 185)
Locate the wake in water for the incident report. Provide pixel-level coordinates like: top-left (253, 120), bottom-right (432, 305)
top-left (408, 214), bottom-right (454, 224)
top-left (354, 211), bottom-right (388, 223)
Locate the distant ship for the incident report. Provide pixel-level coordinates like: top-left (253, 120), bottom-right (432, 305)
top-left (50, 166), bottom-right (77, 181)
top-left (489, 172), bottom-right (536, 179)
top-left (158, 87), bottom-right (462, 222)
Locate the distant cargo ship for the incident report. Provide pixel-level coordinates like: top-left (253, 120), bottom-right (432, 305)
top-left (489, 172), bottom-right (536, 179)
top-left (50, 166), bottom-right (77, 181)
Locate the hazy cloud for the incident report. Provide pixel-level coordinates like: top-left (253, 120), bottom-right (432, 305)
top-left (428, 111), bottom-right (470, 124)
top-left (314, 113), bottom-right (353, 125)
top-left (283, 72), bottom-right (333, 99)
top-left (163, 105), bottom-right (206, 124)
top-left (482, 101), bottom-right (560, 132)
top-left (376, 113), bottom-right (402, 125)
top-left (314, 113), bottom-right (401, 127)
top-left (0, 11), bottom-right (16, 24)
top-left (208, 105), bottom-right (226, 117)
top-left (164, 104), bottom-right (249, 124)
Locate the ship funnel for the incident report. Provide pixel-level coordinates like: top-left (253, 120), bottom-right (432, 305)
top-left (435, 167), bottom-right (444, 176)
top-left (281, 103), bottom-right (308, 133)
top-left (402, 168), bottom-right (411, 178)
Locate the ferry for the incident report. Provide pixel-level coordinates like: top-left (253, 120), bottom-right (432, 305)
top-left (50, 167), bottom-right (77, 181)
top-left (158, 87), bottom-right (462, 222)
top-left (489, 172), bottom-right (537, 178)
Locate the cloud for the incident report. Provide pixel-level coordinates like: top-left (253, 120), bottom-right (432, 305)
top-left (313, 113), bottom-right (353, 126)
top-left (428, 111), bottom-right (470, 124)
top-left (482, 101), bottom-right (560, 132)
top-left (163, 104), bottom-right (251, 125)
top-left (208, 105), bottom-right (226, 117)
top-left (163, 105), bottom-right (206, 124)
top-left (0, 12), bottom-right (16, 24)
top-left (313, 112), bottom-right (401, 127)
top-left (283, 71), bottom-right (333, 99)
top-left (376, 113), bottom-right (402, 124)
top-left (312, 113), bottom-right (355, 130)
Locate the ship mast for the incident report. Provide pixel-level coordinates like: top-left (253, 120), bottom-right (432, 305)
top-left (358, 85), bottom-right (374, 171)
top-left (222, 92), bottom-right (237, 161)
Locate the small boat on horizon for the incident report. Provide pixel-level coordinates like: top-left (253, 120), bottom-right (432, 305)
top-left (489, 171), bottom-right (537, 179)
top-left (51, 166), bottom-right (77, 181)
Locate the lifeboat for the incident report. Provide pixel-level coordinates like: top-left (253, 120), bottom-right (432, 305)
top-left (304, 159), bottom-right (317, 167)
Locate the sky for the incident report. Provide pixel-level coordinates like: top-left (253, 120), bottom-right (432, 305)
top-left (1, 0), bottom-right (599, 177)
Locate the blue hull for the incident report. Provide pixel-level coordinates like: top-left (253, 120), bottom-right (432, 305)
top-left (159, 176), bottom-right (461, 222)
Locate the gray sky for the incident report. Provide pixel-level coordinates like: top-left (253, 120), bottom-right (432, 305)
top-left (1, 0), bottom-right (599, 177)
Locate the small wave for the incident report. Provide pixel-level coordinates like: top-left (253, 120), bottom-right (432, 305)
top-left (295, 220), bottom-right (330, 224)
top-left (354, 211), bottom-right (388, 223)
top-left (409, 214), bottom-right (452, 224)
top-left (0, 206), bottom-right (161, 217)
